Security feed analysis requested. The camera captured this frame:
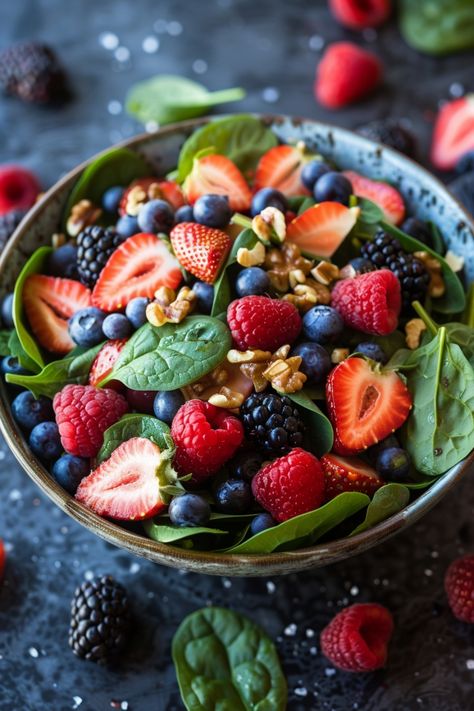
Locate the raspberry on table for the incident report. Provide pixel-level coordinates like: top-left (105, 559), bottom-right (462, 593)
top-left (445, 555), bottom-right (474, 623)
top-left (227, 295), bottom-right (302, 351)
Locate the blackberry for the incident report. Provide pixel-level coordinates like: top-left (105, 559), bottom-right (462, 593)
top-left (69, 575), bottom-right (130, 664)
top-left (76, 225), bottom-right (124, 287)
top-left (240, 392), bottom-right (305, 455)
top-left (361, 231), bottom-right (430, 312)
top-left (0, 209), bottom-right (26, 253)
top-left (0, 42), bottom-right (69, 104)
top-left (357, 119), bottom-right (416, 158)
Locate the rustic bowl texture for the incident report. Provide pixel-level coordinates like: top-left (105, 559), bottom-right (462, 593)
top-left (0, 115), bottom-right (473, 576)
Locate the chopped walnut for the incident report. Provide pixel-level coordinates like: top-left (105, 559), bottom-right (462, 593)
top-left (413, 250), bottom-right (446, 298)
top-left (228, 343), bottom-right (306, 394)
top-left (124, 185), bottom-right (148, 216)
top-left (264, 243), bottom-right (313, 293)
top-left (252, 207), bottom-right (286, 244)
top-left (147, 182), bottom-right (163, 200)
top-left (331, 348), bottom-right (350, 364)
top-left (236, 241), bottom-right (266, 267)
top-left (405, 318), bottom-right (426, 349)
top-left (208, 387), bottom-right (245, 410)
top-left (311, 260), bottom-right (340, 286)
top-left (66, 200), bottom-right (102, 237)
top-left (146, 286), bottom-right (195, 327)
top-left (52, 232), bottom-right (66, 248)
top-left (283, 279), bottom-right (331, 312)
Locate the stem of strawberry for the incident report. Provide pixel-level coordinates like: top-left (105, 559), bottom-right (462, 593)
top-left (412, 300), bottom-right (438, 335)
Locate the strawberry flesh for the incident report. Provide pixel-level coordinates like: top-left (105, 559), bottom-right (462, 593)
top-left (88, 339), bottom-right (127, 388)
top-left (254, 145), bottom-right (311, 197)
top-left (321, 452), bottom-right (382, 500)
top-left (170, 222), bottom-right (231, 284)
top-left (343, 170), bottom-right (405, 225)
top-left (183, 154), bottom-right (252, 212)
top-left (286, 202), bottom-right (360, 257)
top-left (431, 96), bottom-right (474, 171)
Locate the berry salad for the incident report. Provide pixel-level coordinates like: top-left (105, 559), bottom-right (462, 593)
top-left (1, 115), bottom-right (473, 555)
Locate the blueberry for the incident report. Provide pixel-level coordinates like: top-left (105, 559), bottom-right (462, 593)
top-left (125, 297), bottom-right (149, 329)
top-left (302, 305), bottom-right (344, 345)
top-left (126, 389), bottom-right (157, 414)
top-left (193, 194), bottom-right (232, 229)
top-left (12, 391), bottom-right (53, 431)
top-left (301, 160), bottom-right (332, 191)
top-left (102, 313), bottom-right (132, 340)
top-left (401, 217), bottom-right (431, 245)
top-left (251, 188), bottom-right (288, 217)
top-left (68, 307), bottom-right (107, 347)
top-left (355, 342), bottom-right (387, 364)
top-left (153, 390), bottom-right (185, 424)
top-left (192, 281), bottom-right (214, 315)
top-left (367, 434), bottom-right (400, 464)
top-left (229, 450), bottom-right (265, 481)
top-left (214, 478), bottom-right (253, 514)
top-left (102, 186), bottom-right (124, 213)
top-left (235, 267), bottom-right (270, 297)
top-left (46, 243), bottom-right (79, 279)
top-left (116, 214), bottom-right (139, 238)
top-left (137, 199), bottom-right (174, 234)
top-left (456, 150), bottom-right (474, 175)
top-left (1, 293), bottom-right (14, 329)
top-left (1, 356), bottom-right (28, 376)
top-left (51, 454), bottom-right (89, 494)
top-left (250, 513), bottom-right (276, 536)
top-left (313, 172), bottom-right (352, 205)
top-left (291, 342), bottom-right (332, 384)
top-left (376, 447), bottom-right (411, 482)
top-left (174, 205), bottom-right (195, 223)
top-left (169, 493), bottom-right (211, 527)
top-left (29, 421), bottom-right (62, 461)
top-left (348, 257), bottom-right (376, 275)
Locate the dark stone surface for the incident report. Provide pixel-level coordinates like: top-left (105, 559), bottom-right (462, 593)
top-left (0, 1), bottom-right (473, 709)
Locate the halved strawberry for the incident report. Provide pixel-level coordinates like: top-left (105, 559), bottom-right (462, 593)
top-left (183, 154), bottom-right (252, 212)
top-left (326, 357), bottom-right (412, 454)
top-left (23, 275), bottom-right (92, 354)
top-left (170, 222), bottom-right (231, 284)
top-left (286, 202), bottom-right (360, 257)
top-left (431, 96), bottom-right (474, 171)
top-left (0, 539), bottom-right (5, 582)
top-left (88, 339), bottom-right (127, 388)
top-left (254, 145), bottom-right (311, 197)
top-left (75, 437), bottom-right (174, 520)
top-left (343, 170), bottom-right (405, 225)
top-left (92, 233), bottom-right (182, 312)
top-left (119, 177), bottom-right (185, 215)
top-left (321, 453), bottom-right (382, 500)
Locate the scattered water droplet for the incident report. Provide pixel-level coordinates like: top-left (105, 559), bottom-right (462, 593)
top-left (142, 36), bottom-right (160, 54)
top-left (114, 46), bottom-right (131, 63)
top-left (108, 100), bottom-right (122, 115)
top-left (308, 35), bottom-right (324, 51)
top-left (72, 697), bottom-right (83, 710)
top-left (449, 82), bottom-right (464, 98)
top-left (266, 581), bottom-right (276, 594)
top-left (192, 59), bottom-right (208, 74)
top-left (284, 623), bottom-right (297, 636)
top-left (295, 687), bottom-right (308, 697)
top-left (99, 32), bottom-right (119, 50)
top-left (167, 21), bottom-right (183, 36)
top-left (153, 19), bottom-right (168, 33)
top-left (466, 659), bottom-right (474, 670)
top-left (28, 647), bottom-right (39, 658)
top-left (262, 87), bottom-right (280, 103)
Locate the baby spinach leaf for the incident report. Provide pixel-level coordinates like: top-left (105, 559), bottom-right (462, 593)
top-left (357, 197), bottom-right (385, 224)
top-left (297, 196), bottom-right (316, 215)
top-left (177, 115), bottom-right (278, 183)
top-left (172, 607), bottom-right (287, 711)
top-left (211, 229), bottom-right (257, 317)
top-left (8, 330), bottom-right (39, 373)
top-left (462, 283), bottom-right (474, 329)
top-left (286, 195), bottom-right (311, 213)
top-left (144, 520), bottom-right (228, 543)
top-left (0, 330), bottom-right (12, 357)
top-left (399, 0), bottom-right (474, 55)
top-left (103, 316), bottom-right (231, 391)
top-left (288, 390), bottom-right (333, 456)
top-left (351, 484), bottom-right (410, 536)
top-left (429, 221), bottom-right (445, 255)
top-left (97, 414), bottom-right (171, 464)
top-left (370, 330), bottom-right (407, 359)
top-left (6, 342), bottom-right (103, 398)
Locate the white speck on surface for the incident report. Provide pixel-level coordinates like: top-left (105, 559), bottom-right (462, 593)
top-left (0, 450), bottom-right (5, 460)
top-left (431, 550), bottom-right (439, 558)
top-left (262, 87), bottom-right (280, 103)
top-left (306, 628), bottom-right (315, 638)
top-left (84, 570), bottom-right (94, 581)
top-left (28, 647), bottom-right (39, 658)
top-left (308, 34), bottom-right (324, 51)
top-left (145, 121), bottom-right (159, 133)
top-left (382, 578), bottom-right (389, 586)
top-left (266, 581), bottom-right (276, 594)
top-left (449, 82), bottom-right (464, 98)
top-left (192, 59), bottom-right (208, 74)
top-left (9, 489), bottom-right (21, 501)
top-left (325, 667), bottom-right (336, 677)
top-left (466, 660), bottom-right (474, 670)
top-left (424, 568), bottom-right (433, 577)
top-left (310, 646), bottom-right (318, 655)
top-left (54, 560), bottom-right (61, 569)
top-left (108, 100), bottom-right (122, 115)
top-left (142, 36), bottom-right (160, 54)
top-left (153, 19), bottom-right (168, 33)
top-left (121, 703), bottom-right (129, 710)
top-left (60, 526), bottom-right (69, 534)
top-left (99, 32), bottom-right (119, 50)
top-left (284, 623), bottom-right (297, 636)
top-left (167, 21), bottom-right (183, 36)
top-left (295, 687), bottom-right (308, 697)
top-left (129, 562), bottom-right (140, 574)
top-left (350, 586), bottom-right (359, 596)
top-left (72, 697), bottom-right (82, 709)
top-left (222, 578), bottom-right (232, 589)
top-left (147, 591), bottom-right (155, 598)
top-left (114, 46), bottom-right (131, 63)
top-left (362, 28), bottom-right (377, 42)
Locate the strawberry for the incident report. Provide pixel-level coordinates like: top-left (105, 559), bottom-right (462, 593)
top-left (315, 42), bottom-right (383, 110)
top-left (343, 170), bottom-right (405, 224)
top-left (320, 453), bottom-right (382, 500)
top-left (286, 202), bottom-right (360, 258)
top-left (170, 222), bottom-right (231, 284)
top-left (0, 165), bottom-right (40, 215)
top-left (23, 274), bottom-right (92, 354)
top-left (119, 177), bottom-right (185, 215)
top-left (88, 339), bottom-right (127, 388)
top-left (0, 539), bottom-right (5, 582)
top-left (254, 145), bottom-right (311, 197)
top-left (431, 96), bottom-right (474, 171)
top-left (75, 437), bottom-right (176, 520)
top-left (183, 154), bottom-right (252, 212)
top-left (329, 0), bottom-right (392, 30)
top-left (326, 357), bottom-right (412, 454)
top-left (92, 232), bottom-right (182, 312)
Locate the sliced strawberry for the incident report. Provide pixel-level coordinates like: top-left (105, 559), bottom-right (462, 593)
top-left (170, 222), bottom-right (231, 284)
top-left (181, 362), bottom-right (254, 402)
top-left (23, 275), bottom-right (92, 354)
top-left (326, 357), bottom-right (412, 454)
top-left (0, 539), bottom-right (5, 582)
top-left (254, 145), bottom-right (311, 197)
top-left (321, 453), bottom-right (382, 500)
top-left (286, 202), bottom-right (360, 257)
top-left (183, 154), bottom-right (252, 212)
top-left (431, 96), bottom-right (474, 171)
top-left (88, 339), bottom-right (127, 388)
top-left (75, 437), bottom-right (171, 520)
top-left (119, 178), bottom-right (185, 215)
top-left (343, 170), bottom-right (405, 225)
top-left (92, 233), bottom-right (182, 312)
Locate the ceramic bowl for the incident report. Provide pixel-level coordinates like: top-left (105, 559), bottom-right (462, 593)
top-left (1, 115), bottom-right (473, 576)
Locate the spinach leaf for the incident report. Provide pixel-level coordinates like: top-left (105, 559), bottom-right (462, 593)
top-left (144, 520), bottom-right (228, 543)
top-left (6, 342), bottom-right (103, 398)
top-left (103, 316), bottom-right (231, 391)
top-left (351, 484), bottom-right (410, 535)
top-left (463, 283), bottom-right (474, 329)
top-left (211, 229), bottom-right (257, 317)
top-left (97, 414), bottom-right (171, 464)
top-left (177, 115), bottom-right (278, 183)
top-left (172, 607), bottom-right (287, 711)
top-left (357, 197), bottom-right (384, 224)
top-left (286, 195), bottom-right (311, 213)
top-left (126, 75), bottom-right (245, 126)
top-left (297, 196), bottom-right (316, 215)
top-left (8, 330), bottom-right (39, 373)
top-left (370, 330), bottom-right (406, 359)
top-left (227, 492), bottom-right (369, 554)
top-left (288, 390), bottom-right (333, 456)
top-left (439, 323), bottom-right (474, 368)
top-left (429, 221), bottom-right (445, 255)
top-left (0, 330), bottom-right (12, 357)
top-left (399, 0), bottom-right (474, 55)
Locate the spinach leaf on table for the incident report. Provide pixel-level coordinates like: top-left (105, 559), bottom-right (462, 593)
top-left (97, 414), bottom-right (171, 464)
top-left (399, 0), bottom-right (474, 55)
top-left (211, 229), bottom-right (257, 317)
top-left (351, 484), bottom-right (410, 536)
top-left (288, 390), bottom-right (333, 457)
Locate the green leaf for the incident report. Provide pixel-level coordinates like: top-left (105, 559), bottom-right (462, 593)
top-left (399, 0), bottom-right (474, 55)
top-left (429, 221), bottom-right (445, 255)
top-left (0, 330), bottom-right (12, 357)
top-left (8, 330), bottom-right (39, 373)
top-left (176, 115), bottom-right (278, 183)
top-left (297, 197), bottom-right (316, 215)
top-left (144, 520), bottom-right (228, 543)
top-left (385, 347), bottom-right (413, 370)
top-left (287, 390), bottom-right (333, 456)
top-left (6, 342), bottom-right (103, 398)
top-left (351, 484), bottom-right (410, 535)
top-left (463, 283), bottom-right (474, 329)
top-left (172, 607), bottom-right (287, 711)
top-left (227, 492), bottom-right (369, 554)
top-left (97, 414), bottom-right (171, 464)
top-left (357, 197), bottom-right (385, 224)
top-left (211, 229), bottom-right (257, 317)
top-left (126, 75), bottom-right (245, 126)
top-left (103, 316), bottom-right (231, 391)
top-left (370, 330), bottom-right (407, 360)
top-left (440, 322), bottom-right (474, 368)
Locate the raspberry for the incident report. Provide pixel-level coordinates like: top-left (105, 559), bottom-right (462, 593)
top-left (251, 448), bottom-right (325, 522)
top-left (227, 296), bottom-right (301, 351)
top-left (320, 603), bottom-right (394, 672)
top-left (53, 384), bottom-right (128, 457)
top-left (171, 399), bottom-right (244, 483)
top-left (445, 555), bottom-right (474, 623)
top-left (331, 269), bottom-right (401, 336)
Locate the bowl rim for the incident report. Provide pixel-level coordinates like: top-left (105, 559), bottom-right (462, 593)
top-left (1, 113), bottom-right (473, 575)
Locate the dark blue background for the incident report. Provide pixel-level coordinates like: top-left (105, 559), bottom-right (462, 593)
top-left (1, 1), bottom-right (473, 710)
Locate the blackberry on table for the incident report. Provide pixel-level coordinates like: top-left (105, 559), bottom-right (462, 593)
top-left (0, 209), bottom-right (26, 252)
top-left (240, 392), bottom-right (305, 455)
top-left (357, 119), bottom-right (416, 157)
top-left (76, 225), bottom-right (124, 288)
top-left (69, 575), bottom-right (130, 664)
top-left (0, 42), bottom-right (68, 104)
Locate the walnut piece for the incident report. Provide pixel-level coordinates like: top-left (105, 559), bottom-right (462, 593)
top-left (252, 207), bottom-right (286, 244)
top-left (146, 286), bottom-right (195, 327)
top-left (331, 348), bottom-right (350, 364)
top-left (265, 243), bottom-right (313, 293)
top-left (236, 241), bottom-right (266, 267)
top-left (52, 232), bottom-right (66, 248)
top-left (311, 260), bottom-right (340, 286)
top-left (229, 344), bottom-right (306, 394)
top-left (405, 318), bottom-right (426, 349)
top-left (124, 185), bottom-right (148, 216)
top-left (208, 387), bottom-right (245, 410)
top-left (66, 200), bottom-right (102, 237)
top-left (413, 250), bottom-right (446, 298)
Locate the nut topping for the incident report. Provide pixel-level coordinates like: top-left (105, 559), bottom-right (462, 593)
top-left (66, 200), bottom-right (102, 237)
top-left (405, 318), bottom-right (427, 350)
